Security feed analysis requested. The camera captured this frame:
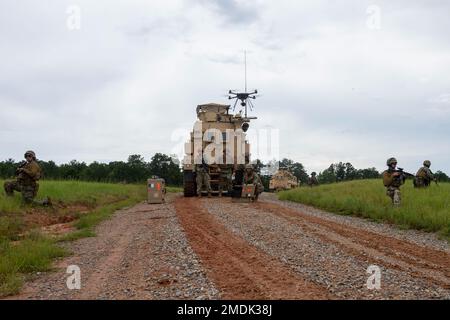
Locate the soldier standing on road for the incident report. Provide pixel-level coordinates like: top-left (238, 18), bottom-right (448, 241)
top-left (196, 159), bottom-right (212, 198)
top-left (243, 164), bottom-right (264, 200)
top-left (307, 172), bottom-right (319, 187)
top-left (4, 150), bottom-right (51, 206)
top-left (414, 160), bottom-right (436, 188)
top-left (382, 157), bottom-right (404, 206)
top-left (218, 166), bottom-right (233, 197)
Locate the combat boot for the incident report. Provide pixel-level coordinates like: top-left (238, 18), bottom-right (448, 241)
top-left (43, 197), bottom-right (52, 207)
top-left (208, 192), bottom-right (211, 198)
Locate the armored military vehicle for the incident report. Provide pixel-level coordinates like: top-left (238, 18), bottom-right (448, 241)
top-left (182, 90), bottom-right (258, 197)
top-left (269, 168), bottom-right (298, 192)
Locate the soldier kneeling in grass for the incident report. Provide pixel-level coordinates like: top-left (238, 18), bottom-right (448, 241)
top-left (3, 150), bottom-right (51, 206)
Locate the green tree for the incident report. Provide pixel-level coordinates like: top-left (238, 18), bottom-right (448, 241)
top-left (0, 159), bottom-right (18, 179)
top-left (81, 162), bottom-right (110, 182)
top-left (345, 162), bottom-right (357, 180)
top-left (126, 154), bottom-right (147, 183)
top-left (434, 170), bottom-right (449, 182)
top-left (335, 162), bottom-right (346, 182)
top-left (318, 164), bottom-right (337, 184)
top-left (59, 160), bottom-right (87, 180)
top-left (39, 160), bottom-right (59, 179)
top-left (357, 167), bottom-right (380, 179)
top-left (279, 158), bottom-right (308, 184)
top-left (252, 159), bottom-right (265, 174)
top-left (148, 153), bottom-right (182, 186)
top-left (107, 161), bottom-right (129, 183)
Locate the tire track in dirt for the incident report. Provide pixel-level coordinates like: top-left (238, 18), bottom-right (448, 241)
top-left (76, 220), bottom-right (136, 299)
top-left (9, 194), bottom-right (218, 300)
top-left (253, 201), bottom-right (450, 289)
top-left (174, 197), bottom-right (332, 299)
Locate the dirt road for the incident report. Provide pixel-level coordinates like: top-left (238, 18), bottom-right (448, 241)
top-left (11, 193), bottom-right (450, 300)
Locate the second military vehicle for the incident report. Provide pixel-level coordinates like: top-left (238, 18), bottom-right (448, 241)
top-left (269, 168), bottom-right (298, 192)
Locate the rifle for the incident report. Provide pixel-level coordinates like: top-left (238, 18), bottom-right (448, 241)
top-left (15, 161), bottom-right (27, 175)
top-left (197, 157), bottom-right (209, 172)
top-left (395, 168), bottom-right (415, 181)
top-left (430, 170), bottom-right (439, 186)
top-left (431, 176), bottom-right (439, 186)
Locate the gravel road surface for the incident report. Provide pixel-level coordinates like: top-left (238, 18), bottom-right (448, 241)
top-left (10, 193), bottom-right (450, 300)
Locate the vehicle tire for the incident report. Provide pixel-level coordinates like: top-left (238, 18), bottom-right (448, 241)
top-left (231, 168), bottom-right (244, 198)
top-left (183, 171), bottom-right (196, 197)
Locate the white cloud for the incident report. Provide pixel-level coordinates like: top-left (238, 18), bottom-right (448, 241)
top-left (0, 0), bottom-right (449, 174)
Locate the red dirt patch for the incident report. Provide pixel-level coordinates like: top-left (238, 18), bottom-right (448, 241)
top-left (174, 197), bottom-right (332, 300)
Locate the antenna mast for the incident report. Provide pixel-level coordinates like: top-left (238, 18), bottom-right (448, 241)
top-left (244, 50), bottom-right (247, 93)
top-left (228, 50), bottom-right (258, 120)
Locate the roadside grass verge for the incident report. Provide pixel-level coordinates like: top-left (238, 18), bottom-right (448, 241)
top-left (0, 180), bottom-right (147, 214)
top-left (0, 179), bottom-right (161, 297)
top-left (0, 232), bottom-right (67, 296)
top-left (278, 179), bottom-right (450, 239)
top-left (166, 186), bottom-right (183, 193)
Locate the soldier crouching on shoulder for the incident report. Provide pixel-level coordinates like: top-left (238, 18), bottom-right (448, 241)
top-left (4, 150), bottom-right (51, 206)
top-left (243, 164), bottom-right (264, 200)
top-left (382, 157), bottom-right (404, 206)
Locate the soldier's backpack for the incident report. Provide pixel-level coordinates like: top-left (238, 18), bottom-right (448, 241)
top-left (416, 167), bottom-right (427, 178)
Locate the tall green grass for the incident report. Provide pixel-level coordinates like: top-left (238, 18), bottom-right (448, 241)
top-left (0, 232), bottom-right (67, 296)
top-left (278, 180), bottom-right (450, 238)
top-left (0, 179), bottom-right (152, 297)
top-left (0, 180), bottom-right (150, 213)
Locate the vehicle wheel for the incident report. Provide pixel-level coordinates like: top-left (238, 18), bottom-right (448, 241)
top-left (231, 168), bottom-right (244, 198)
top-left (183, 171), bottom-right (196, 197)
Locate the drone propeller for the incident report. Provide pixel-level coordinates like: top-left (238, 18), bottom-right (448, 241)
top-left (247, 98), bottom-right (255, 111)
top-left (226, 51), bottom-right (259, 118)
top-left (231, 98), bottom-right (239, 112)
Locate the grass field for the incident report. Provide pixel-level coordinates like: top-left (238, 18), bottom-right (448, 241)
top-left (0, 179), bottom-right (181, 297)
top-left (279, 179), bottom-right (450, 239)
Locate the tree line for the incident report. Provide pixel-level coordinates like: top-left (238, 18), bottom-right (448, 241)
top-left (0, 153), bottom-right (183, 186)
top-left (1, 154), bottom-right (448, 187)
top-left (315, 162), bottom-right (449, 184)
top-left (255, 159), bottom-right (449, 188)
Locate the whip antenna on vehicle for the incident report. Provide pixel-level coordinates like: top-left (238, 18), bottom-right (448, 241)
top-left (245, 50), bottom-right (247, 93)
top-left (228, 50), bottom-right (258, 120)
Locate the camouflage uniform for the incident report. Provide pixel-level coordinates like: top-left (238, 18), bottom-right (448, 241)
top-left (383, 157), bottom-right (403, 206)
top-left (4, 151), bottom-right (46, 205)
top-left (219, 167), bottom-right (232, 196)
top-left (196, 164), bottom-right (212, 196)
top-left (308, 172), bottom-right (319, 187)
top-left (243, 166), bottom-right (264, 198)
top-left (414, 160), bottom-right (435, 188)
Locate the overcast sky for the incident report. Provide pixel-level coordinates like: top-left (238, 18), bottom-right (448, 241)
top-left (1, 0), bottom-right (449, 174)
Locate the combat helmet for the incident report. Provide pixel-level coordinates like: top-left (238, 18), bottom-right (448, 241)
top-left (24, 150), bottom-right (36, 160)
top-left (245, 164), bottom-right (254, 170)
top-left (386, 157), bottom-right (397, 166)
top-left (311, 172), bottom-right (317, 176)
top-left (423, 160), bottom-right (431, 168)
